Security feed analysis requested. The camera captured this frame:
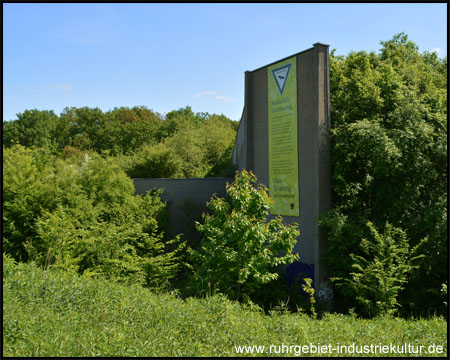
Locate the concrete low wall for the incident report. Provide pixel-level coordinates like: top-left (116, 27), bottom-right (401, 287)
top-left (133, 177), bottom-right (233, 238)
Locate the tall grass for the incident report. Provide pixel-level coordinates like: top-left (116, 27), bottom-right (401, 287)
top-left (3, 256), bottom-right (447, 357)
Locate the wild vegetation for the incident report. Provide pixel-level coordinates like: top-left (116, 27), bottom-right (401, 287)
top-left (2, 33), bottom-right (448, 356)
top-left (321, 32), bottom-right (447, 317)
top-left (4, 256), bottom-right (447, 357)
top-left (190, 170), bottom-right (300, 302)
top-left (3, 105), bottom-right (238, 178)
top-left (3, 145), bottom-right (184, 288)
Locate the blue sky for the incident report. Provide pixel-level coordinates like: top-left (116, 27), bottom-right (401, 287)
top-left (3, 3), bottom-right (447, 122)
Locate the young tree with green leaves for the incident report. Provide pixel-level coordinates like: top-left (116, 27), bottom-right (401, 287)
top-left (332, 222), bottom-right (427, 317)
top-left (190, 170), bottom-right (300, 301)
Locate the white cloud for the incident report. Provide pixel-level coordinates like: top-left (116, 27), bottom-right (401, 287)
top-left (193, 90), bottom-right (235, 102)
top-left (193, 91), bottom-right (217, 98)
top-left (431, 48), bottom-right (441, 54)
top-left (46, 83), bottom-right (72, 92)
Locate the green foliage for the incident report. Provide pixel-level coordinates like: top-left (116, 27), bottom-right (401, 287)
top-left (3, 145), bottom-right (55, 260)
top-left (2, 104), bottom-right (237, 179)
top-left (3, 109), bottom-right (63, 152)
top-left (3, 260), bottom-right (447, 357)
top-left (302, 278), bottom-right (317, 318)
top-left (154, 106), bottom-right (199, 141)
top-left (3, 253), bottom-right (17, 280)
top-left (165, 125), bottom-right (210, 178)
top-left (121, 142), bottom-right (184, 178)
top-left (2, 106), bottom-right (163, 156)
top-left (190, 170), bottom-right (299, 301)
top-left (3, 145), bottom-right (184, 287)
top-left (32, 205), bottom-right (183, 288)
top-left (3, 105), bottom-right (237, 179)
top-left (98, 106), bottom-right (161, 155)
top-left (322, 33), bottom-right (447, 316)
top-left (164, 111), bottom-right (237, 178)
top-left (115, 107), bottom-right (237, 178)
top-left (206, 143), bottom-right (236, 177)
top-left (3, 105), bottom-right (237, 178)
top-left (332, 222), bottom-right (427, 317)
top-left (58, 106), bottom-right (162, 155)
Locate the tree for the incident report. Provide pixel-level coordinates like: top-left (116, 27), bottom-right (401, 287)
top-left (98, 106), bottom-right (161, 155)
top-left (190, 170), bottom-right (299, 301)
top-left (3, 110), bottom-right (61, 151)
top-left (122, 142), bottom-right (183, 178)
top-left (321, 33), bottom-right (447, 316)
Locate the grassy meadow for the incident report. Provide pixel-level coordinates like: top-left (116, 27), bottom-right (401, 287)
top-left (3, 258), bottom-right (447, 357)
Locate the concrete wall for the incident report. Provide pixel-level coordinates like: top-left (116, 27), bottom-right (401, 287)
top-left (133, 177), bottom-right (233, 238)
top-left (232, 43), bottom-right (332, 297)
top-left (231, 106), bottom-right (247, 170)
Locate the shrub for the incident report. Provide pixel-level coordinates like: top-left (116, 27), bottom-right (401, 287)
top-left (190, 170), bottom-right (299, 301)
top-left (332, 222), bottom-right (427, 317)
top-left (3, 145), bottom-right (184, 288)
top-left (33, 205), bottom-right (183, 288)
top-left (120, 142), bottom-right (183, 178)
top-left (3, 145), bottom-right (57, 261)
top-left (165, 126), bottom-right (209, 178)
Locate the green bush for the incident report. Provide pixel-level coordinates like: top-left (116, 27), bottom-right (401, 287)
top-left (332, 222), bottom-right (427, 317)
top-left (3, 145), bottom-right (184, 287)
top-left (121, 142), bottom-right (184, 178)
top-left (190, 170), bottom-right (299, 301)
top-left (97, 106), bottom-right (161, 155)
top-left (3, 145), bottom-right (57, 261)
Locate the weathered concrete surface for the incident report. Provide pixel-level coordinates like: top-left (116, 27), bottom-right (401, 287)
top-left (133, 177), bottom-right (233, 238)
top-left (232, 43), bottom-right (331, 296)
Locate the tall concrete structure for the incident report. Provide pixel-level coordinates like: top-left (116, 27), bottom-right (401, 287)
top-left (232, 43), bottom-right (332, 300)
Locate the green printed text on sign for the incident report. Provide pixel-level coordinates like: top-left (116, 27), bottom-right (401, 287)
top-left (268, 57), bottom-right (299, 216)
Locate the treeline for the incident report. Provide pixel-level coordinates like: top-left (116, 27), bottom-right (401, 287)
top-left (3, 105), bottom-right (239, 178)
